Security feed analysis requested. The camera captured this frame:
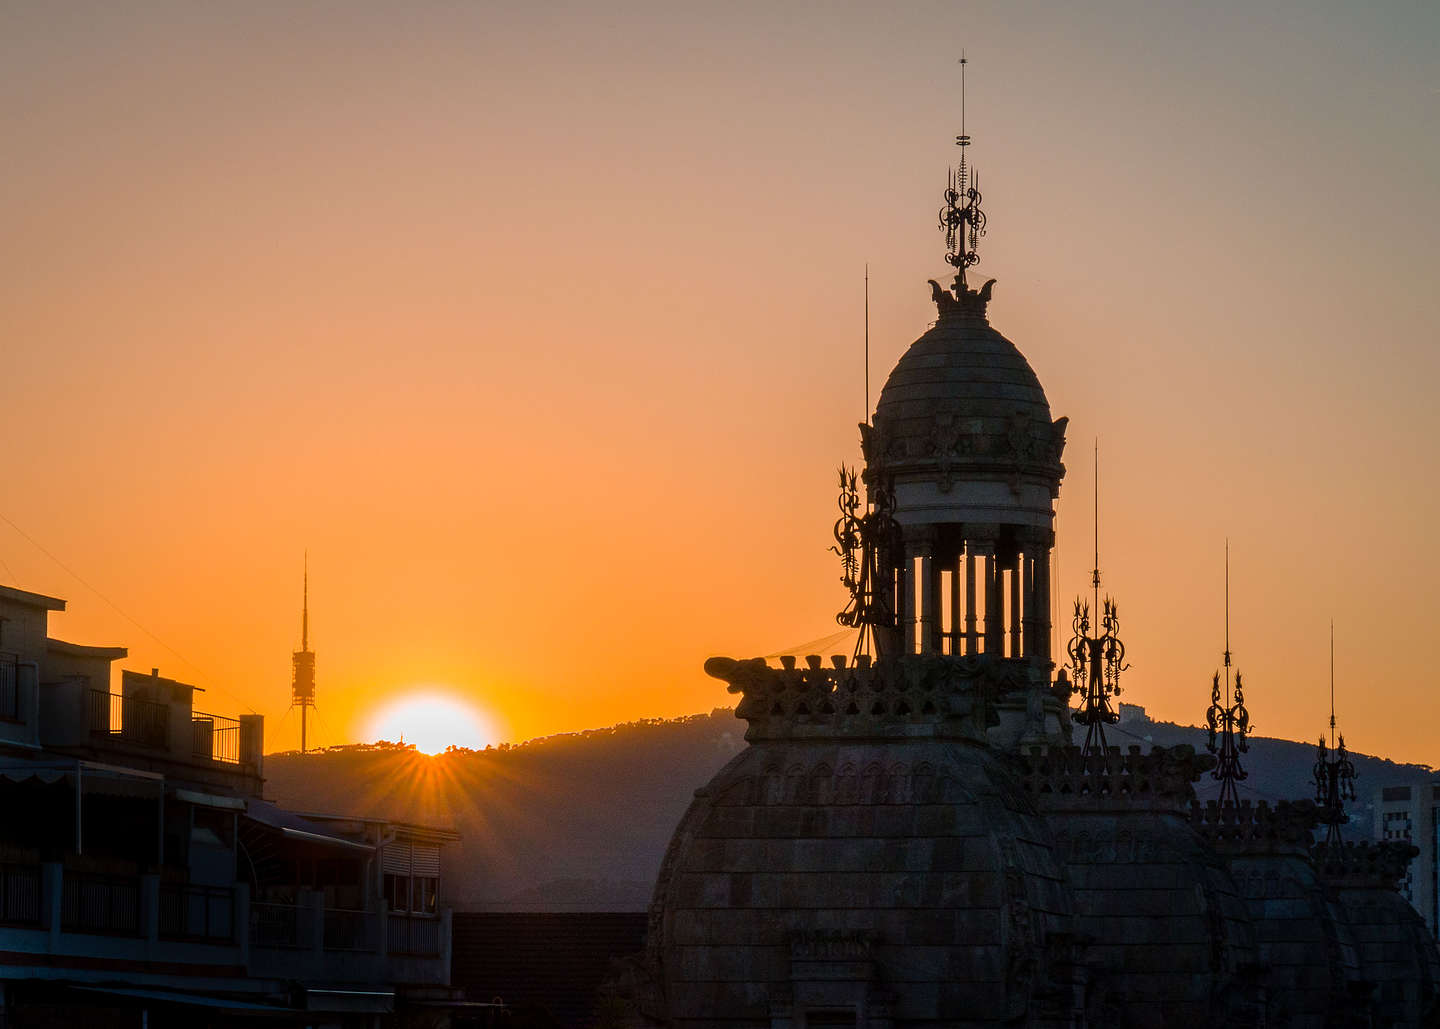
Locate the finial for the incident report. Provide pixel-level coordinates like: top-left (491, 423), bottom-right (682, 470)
top-left (1314, 621), bottom-right (1356, 846)
top-left (937, 52), bottom-right (987, 296)
top-left (1070, 442), bottom-right (1128, 758)
top-left (1206, 540), bottom-right (1250, 806)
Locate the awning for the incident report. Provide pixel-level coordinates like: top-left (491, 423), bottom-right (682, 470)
top-left (175, 788), bottom-right (246, 810)
top-left (243, 799), bottom-right (374, 854)
top-left (304, 987), bottom-right (395, 1014)
top-left (0, 761), bottom-right (163, 798)
top-left (71, 985), bottom-right (290, 1013)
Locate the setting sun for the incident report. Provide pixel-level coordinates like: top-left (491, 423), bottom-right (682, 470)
top-left (364, 691), bottom-right (497, 755)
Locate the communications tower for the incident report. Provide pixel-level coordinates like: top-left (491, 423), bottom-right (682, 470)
top-left (291, 557), bottom-right (316, 753)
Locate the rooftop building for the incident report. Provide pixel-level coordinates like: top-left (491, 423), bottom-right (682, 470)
top-left (0, 582), bottom-right (465, 1027)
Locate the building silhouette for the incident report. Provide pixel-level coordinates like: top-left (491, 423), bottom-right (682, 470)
top-left (602, 132), bottom-right (1440, 1027)
top-left (0, 582), bottom-right (464, 1027)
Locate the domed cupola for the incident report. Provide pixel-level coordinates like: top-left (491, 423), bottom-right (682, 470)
top-left (868, 274), bottom-right (1066, 526)
top-left (846, 139), bottom-right (1068, 669)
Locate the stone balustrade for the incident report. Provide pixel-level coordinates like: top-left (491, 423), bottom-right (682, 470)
top-left (1019, 744), bottom-right (1213, 812)
top-left (1312, 839), bottom-right (1419, 890)
top-left (703, 653), bottom-right (1044, 742)
top-left (1190, 798), bottom-right (1318, 855)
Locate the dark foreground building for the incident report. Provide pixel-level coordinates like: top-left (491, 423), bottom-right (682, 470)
top-left (601, 128), bottom-right (1440, 1028)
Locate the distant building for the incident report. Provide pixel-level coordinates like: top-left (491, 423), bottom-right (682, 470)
top-left (0, 582), bottom-right (466, 1026)
top-left (1375, 779), bottom-right (1440, 935)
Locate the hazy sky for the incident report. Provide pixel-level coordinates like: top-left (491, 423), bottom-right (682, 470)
top-left (2, 2), bottom-right (1437, 763)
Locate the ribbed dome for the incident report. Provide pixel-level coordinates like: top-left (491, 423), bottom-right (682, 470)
top-left (876, 312), bottom-right (1050, 427)
top-left (863, 281), bottom-right (1067, 512)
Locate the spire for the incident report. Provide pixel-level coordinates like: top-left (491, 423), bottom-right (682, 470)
top-left (1314, 622), bottom-right (1357, 846)
top-left (933, 52), bottom-right (994, 318)
top-left (1206, 540), bottom-right (1251, 806)
top-left (1069, 441), bottom-right (1128, 757)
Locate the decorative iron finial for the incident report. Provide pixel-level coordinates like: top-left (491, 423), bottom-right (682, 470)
top-left (831, 465), bottom-right (901, 659)
top-left (935, 52), bottom-right (990, 310)
top-left (1313, 622), bottom-right (1356, 845)
top-left (1206, 540), bottom-right (1251, 805)
top-left (1069, 443), bottom-right (1128, 756)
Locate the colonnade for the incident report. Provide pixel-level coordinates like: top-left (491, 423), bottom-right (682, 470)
top-left (893, 529), bottom-right (1052, 661)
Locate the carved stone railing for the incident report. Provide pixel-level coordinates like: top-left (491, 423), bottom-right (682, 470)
top-left (703, 654), bottom-right (1040, 742)
top-left (1312, 840), bottom-right (1417, 891)
top-left (1190, 799), bottom-right (1318, 856)
top-left (1019, 744), bottom-right (1212, 813)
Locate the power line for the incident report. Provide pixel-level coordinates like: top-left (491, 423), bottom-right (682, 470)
top-left (0, 508), bottom-right (258, 715)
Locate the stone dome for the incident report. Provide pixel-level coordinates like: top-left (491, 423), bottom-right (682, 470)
top-left (643, 736), bottom-right (1073, 1025)
top-left (863, 277), bottom-right (1067, 530)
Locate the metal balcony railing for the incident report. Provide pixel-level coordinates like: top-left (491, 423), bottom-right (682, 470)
top-left (250, 901), bottom-right (302, 948)
top-left (0, 652), bottom-right (19, 722)
top-left (88, 690), bottom-right (168, 750)
top-left (323, 908), bottom-right (376, 952)
top-left (191, 711), bottom-right (241, 764)
top-left (387, 912), bottom-right (442, 956)
top-left (61, 871), bottom-right (140, 935)
top-left (0, 863), bottom-right (42, 926)
top-left (159, 883), bottom-right (234, 942)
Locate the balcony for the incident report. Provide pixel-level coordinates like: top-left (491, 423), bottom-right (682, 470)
top-left (0, 863), bottom-right (42, 926)
top-left (0, 864), bottom-right (451, 987)
top-left (0, 652), bottom-right (19, 721)
top-left (388, 912), bottom-right (442, 956)
top-left (159, 883), bottom-right (234, 942)
top-left (61, 871), bottom-right (141, 935)
top-left (191, 711), bottom-right (241, 764)
top-left (88, 690), bottom-right (167, 750)
top-left (85, 690), bottom-right (242, 765)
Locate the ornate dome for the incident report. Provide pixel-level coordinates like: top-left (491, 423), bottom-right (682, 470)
top-left (643, 735), bottom-right (1074, 1024)
top-left (863, 276), bottom-right (1067, 529)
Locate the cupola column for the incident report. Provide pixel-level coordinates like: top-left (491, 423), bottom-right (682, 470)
top-left (969, 535), bottom-right (1001, 655)
top-left (920, 537), bottom-right (940, 655)
top-left (1035, 534), bottom-right (1053, 662)
top-left (964, 545), bottom-right (979, 655)
top-left (1021, 548), bottom-right (1036, 657)
top-left (1008, 554), bottom-right (1022, 658)
top-left (948, 558), bottom-right (963, 656)
top-left (897, 543), bottom-right (915, 655)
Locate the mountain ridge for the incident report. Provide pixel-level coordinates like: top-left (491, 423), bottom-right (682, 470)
top-left (261, 707), bottom-right (1432, 911)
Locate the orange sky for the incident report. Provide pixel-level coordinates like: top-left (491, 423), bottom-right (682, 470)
top-left (2, 2), bottom-right (1437, 763)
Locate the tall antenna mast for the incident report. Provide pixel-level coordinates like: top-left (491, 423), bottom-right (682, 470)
top-left (302, 552), bottom-right (309, 652)
top-left (1224, 539), bottom-right (1231, 702)
top-left (1092, 440), bottom-right (1100, 616)
top-left (1329, 621), bottom-right (1336, 748)
top-left (864, 264), bottom-right (870, 423)
top-left (291, 554), bottom-right (317, 754)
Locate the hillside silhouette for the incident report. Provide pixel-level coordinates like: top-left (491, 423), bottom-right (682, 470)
top-left (262, 707), bottom-right (1431, 911)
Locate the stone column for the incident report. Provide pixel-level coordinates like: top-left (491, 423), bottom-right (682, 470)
top-left (964, 546), bottom-right (978, 655)
top-left (897, 544), bottom-right (915, 655)
top-left (1035, 534), bottom-right (1053, 662)
top-left (1009, 554), bottom-right (1022, 658)
top-left (1021, 547), bottom-right (1039, 659)
top-left (949, 562), bottom-right (962, 656)
top-left (981, 544), bottom-right (1002, 655)
top-left (917, 534), bottom-right (938, 655)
